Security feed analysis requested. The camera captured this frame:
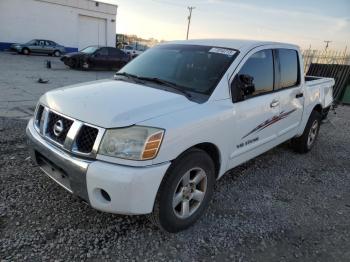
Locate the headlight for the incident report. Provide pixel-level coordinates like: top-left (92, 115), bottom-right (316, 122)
top-left (98, 126), bottom-right (164, 160)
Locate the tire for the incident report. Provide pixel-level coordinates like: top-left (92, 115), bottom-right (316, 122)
top-left (81, 61), bottom-right (90, 70)
top-left (148, 148), bottom-right (215, 233)
top-left (70, 58), bottom-right (78, 69)
top-left (291, 110), bottom-right (321, 153)
top-left (22, 48), bottom-right (30, 55)
top-left (53, 50), bottom-right (61, 57)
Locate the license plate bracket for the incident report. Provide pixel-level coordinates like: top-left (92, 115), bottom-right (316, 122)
top-left (36, 153), bottom-right (72, 193)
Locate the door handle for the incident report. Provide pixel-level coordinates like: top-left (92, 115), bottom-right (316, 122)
top-left (270, 100), bottom-right (280, 108)
top-left (296, 93), bottom-right (304, 98)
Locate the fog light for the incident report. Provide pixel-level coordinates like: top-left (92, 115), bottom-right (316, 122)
top-left (100, 189), bottom-right (111, 202)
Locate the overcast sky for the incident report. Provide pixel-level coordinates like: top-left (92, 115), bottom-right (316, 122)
top-left (101, 0), bottom-right (350, 50)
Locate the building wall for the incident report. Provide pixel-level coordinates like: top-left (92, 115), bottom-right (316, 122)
top-left (0, 0), bottom-right (117, 52)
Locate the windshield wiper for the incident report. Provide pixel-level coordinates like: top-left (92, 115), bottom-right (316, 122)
top-left (115, 73), bottom-right (192, 99)
top-left (137, 77), bottom-right (192, 99)
top-left (114, 72), bottom-right (145, 84)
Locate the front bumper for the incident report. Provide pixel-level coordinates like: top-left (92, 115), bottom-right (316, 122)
top-left (26, 119), bottom-right (170, 215)
top-left (10, 45), bottom-right (21, 52)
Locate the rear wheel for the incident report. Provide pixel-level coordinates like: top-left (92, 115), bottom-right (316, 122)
top-left (148, 148), bottom-right (215, 233)
top-left (291, 110), bottom-right (321, 153)
top-left (53, 50), bottom-right (61, 57)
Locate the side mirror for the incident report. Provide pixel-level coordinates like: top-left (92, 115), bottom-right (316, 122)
top-left (239, 74), bottom-right (255, 95)
top-left (231, 74), bottom-right (255, 102)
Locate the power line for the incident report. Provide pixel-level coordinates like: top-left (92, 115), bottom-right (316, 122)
top-left (186, 6), bottom-right (195, 40)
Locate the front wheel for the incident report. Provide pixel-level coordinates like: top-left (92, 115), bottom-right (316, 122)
top-left (81, 61), bottom-right (90, 70)
top-left (22, 48), bottom-right (30, 55)
top-left (148, 148), bottom-right (215, 233)
top-left (291, 110), bottom-right (321, 153)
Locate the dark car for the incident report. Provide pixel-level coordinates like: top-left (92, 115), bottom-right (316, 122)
top-left (10, 39), bottom-right (66, 56)
top-left (61, 46), bottom-right (130, 70)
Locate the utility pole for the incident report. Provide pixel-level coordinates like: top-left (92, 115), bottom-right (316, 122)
top-left (186, 6), bottom-right (195, 40)
top-left (324, 40), bottom-right (332, 51)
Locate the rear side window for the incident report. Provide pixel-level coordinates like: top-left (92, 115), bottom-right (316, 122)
top-left (109, 48), bottom-right (124, 57)
top-left (238, 49), bottom-right (274, 96)
top-left (278, 49), bottom-right (299, 89)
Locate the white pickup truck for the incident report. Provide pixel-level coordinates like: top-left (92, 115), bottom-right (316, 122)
top-left (27, 39), bottom-right (334, 232)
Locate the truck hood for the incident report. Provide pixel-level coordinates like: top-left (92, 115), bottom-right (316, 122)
top-left (40, 79), bottom-right (195, 128)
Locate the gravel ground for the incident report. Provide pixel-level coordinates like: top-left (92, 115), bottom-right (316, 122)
top-left (0, 52), bottom-right (113, 119)
top-left (0, 105), bottom-right (349, 261)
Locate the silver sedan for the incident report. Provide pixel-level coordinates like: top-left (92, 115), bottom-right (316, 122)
top-left (11, 39), bottom-right (66, 57)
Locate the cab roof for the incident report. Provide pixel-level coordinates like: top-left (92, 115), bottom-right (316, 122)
top-left (166, 39), bottom-right (299, 52)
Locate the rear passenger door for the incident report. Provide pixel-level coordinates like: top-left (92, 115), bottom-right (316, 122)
top-left (229, 48), bottom-right (281, 165)
top-left (44, 41), bottom-right (54, 54)
top-left (274, 49), bottom-right (304, 137)
top-left (108, 48), bottom-right (128, 68)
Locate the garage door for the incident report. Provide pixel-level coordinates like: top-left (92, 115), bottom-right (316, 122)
top-left (78, 15), bottom-right (107, 51)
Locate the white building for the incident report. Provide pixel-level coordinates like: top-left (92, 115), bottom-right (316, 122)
top-left (0, 0), bottom-right (117, 52)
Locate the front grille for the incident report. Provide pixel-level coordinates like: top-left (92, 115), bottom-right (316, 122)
top-left (46, 112), bottom-right (73, 144)
top-left (34, 105), bottom-right (103, 157)
top-left (75, 125), bottom-right (99, 153)
top-left (35, 105), bottom-right (44, 128)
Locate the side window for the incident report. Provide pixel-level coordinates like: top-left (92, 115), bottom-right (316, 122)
top-left (278, 49), bottom-right (299, 89)
top-left (39, 40), bottom-right (45, 46)
top-left (234, 49), bottom-right (274, 99)
top-left (108, 48), bottom-right (123, 57)
top-left (96, 47), bottom-right (108, 56)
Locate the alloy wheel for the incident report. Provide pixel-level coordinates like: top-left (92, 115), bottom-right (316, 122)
top-left (172, 167), bottom-right (207, 219)
top-left (307, 120), bottom-right (319, 148)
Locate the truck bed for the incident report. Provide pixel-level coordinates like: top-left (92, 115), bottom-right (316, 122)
top-left (305, 75), bottom-right (335, 109)
top-left (305, 76), bottom-right (334, 86)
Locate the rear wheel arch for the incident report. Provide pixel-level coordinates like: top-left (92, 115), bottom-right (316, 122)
top-left (149, 147), bottom-right (216, 232)
top-left (313, 104), bottom-right (322, 114)
top-left (53, 50), bottom-right (61, 57)
top-left (292, 109), bottom-right (321, 153)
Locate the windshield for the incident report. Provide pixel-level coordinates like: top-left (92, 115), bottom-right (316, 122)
top-left (118, 44), bottom-right (238, 95)
top-left (25, 40), bottom-right (37, 45)
top-left (80, 46), bottom-right (99, 54)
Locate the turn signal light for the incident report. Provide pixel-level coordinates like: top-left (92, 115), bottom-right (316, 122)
top-left (141, 132), bottom-right (164, 160)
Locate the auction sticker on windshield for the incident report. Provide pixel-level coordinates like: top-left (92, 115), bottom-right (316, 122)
top-left (209, 47), bottom-right (237, 56)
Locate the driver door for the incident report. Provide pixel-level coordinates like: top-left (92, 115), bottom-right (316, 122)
top-left (30, 40), bottom-right (41, 53)
top-left (92, 47), bottom-right (109, 68)
top-left (228, 48), bottom-right (281, 168)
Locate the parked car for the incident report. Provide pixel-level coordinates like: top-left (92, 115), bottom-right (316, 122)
top-left (10, 39), bottom-right (65, 56)
top-left (26, 39), bottom-right (334, 233)
top-left (61, 46), bottom-right (129, 70)
top-left (120, 45), bottom-right (146, 58)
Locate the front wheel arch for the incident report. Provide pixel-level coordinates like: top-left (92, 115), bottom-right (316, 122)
top-left (168, 142), bottom-right (221, 179)
top-left (191, 143), bottom-right (221, 179)
top-left (22, 48), bottom-right (30, 55)
top-left (148, 148), bottom-right (216, 232)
